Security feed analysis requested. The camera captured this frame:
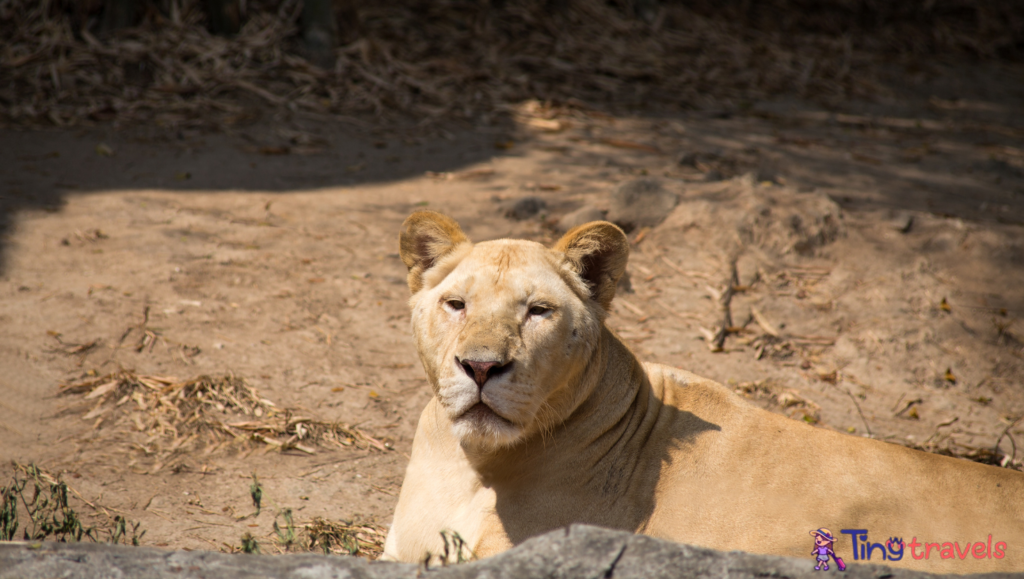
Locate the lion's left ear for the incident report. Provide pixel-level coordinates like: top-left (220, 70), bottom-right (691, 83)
top-left (554, 221), bottom-right (629, 311)
top-left (399, 211), bottom-right (471, 294)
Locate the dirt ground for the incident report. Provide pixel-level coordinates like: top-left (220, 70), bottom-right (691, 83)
top-left (2, 56), bottom-right (1024, 555)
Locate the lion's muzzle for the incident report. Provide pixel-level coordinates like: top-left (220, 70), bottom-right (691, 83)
top-left (457, 357), bottom-right (514, 388)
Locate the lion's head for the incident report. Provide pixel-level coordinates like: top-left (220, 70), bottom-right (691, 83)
top-left (399, 211), bottom-right (629, 450)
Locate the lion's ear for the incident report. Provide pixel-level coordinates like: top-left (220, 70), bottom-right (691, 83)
top-left (399, 211), bottom-right (471, 294)
top-left (554, 221), bottom-right (629, 311)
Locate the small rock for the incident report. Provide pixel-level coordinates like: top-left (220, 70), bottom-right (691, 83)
top-left (503, 197), bottom-right (547, 220)
top-left (606, 178), bottom-right (679, 232)
top-left (890, 211), bottom-right (914, 233)
top-left (676, 152), bottom-right (698, 167)
top-left (556, 206), bottom-right (605, 232)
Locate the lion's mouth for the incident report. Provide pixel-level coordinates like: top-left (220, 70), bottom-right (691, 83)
top-left (458, 402), bottom-right (514, 426)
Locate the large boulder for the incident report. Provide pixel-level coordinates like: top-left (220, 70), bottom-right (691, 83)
top-left (0, 525), bottom-right (1004, 579)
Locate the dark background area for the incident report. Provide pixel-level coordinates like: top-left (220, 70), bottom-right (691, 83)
top-left (2, 0), bottom-right (1024, 274)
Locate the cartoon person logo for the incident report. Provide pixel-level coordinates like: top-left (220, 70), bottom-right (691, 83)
top-left (810, 528), bottom-right (846, 571)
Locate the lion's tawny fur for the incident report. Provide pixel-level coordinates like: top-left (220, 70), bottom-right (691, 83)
top-left (384, 211), bottom-right (1024, 572)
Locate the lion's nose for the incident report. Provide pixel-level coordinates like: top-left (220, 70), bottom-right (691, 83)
top-left (458, 358), bottom-right (512, 388)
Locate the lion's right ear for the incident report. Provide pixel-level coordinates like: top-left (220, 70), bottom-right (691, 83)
top-left (554, 221), bottom-right (629, 311)
top-left (399, 211), bottom-right (471, 294)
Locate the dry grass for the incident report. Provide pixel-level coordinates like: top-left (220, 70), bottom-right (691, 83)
top-left (735, 379), bottom-right (1023, 472)
top-left (305, 517), bottom-right (388, 559)
top-left (59, 371), bottom-right (393, 473)
top-left (902, 414), bottom-right (1024, 472)
top-left (734, 379), bottom-right (821, 425)
top-left (3, 0), bottom-right (1020, 131)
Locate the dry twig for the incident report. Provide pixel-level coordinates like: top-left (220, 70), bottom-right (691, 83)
top-left (708, 259), bottom-right (740, 352)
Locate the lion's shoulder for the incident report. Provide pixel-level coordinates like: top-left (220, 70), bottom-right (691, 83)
top-left (639, 361), bottom-right (757, 436)
top-left (642, 362), bottom-right (741, 403)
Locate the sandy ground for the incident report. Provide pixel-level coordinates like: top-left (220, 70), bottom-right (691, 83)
top-left (2, 58), bottom-right (1024, 554)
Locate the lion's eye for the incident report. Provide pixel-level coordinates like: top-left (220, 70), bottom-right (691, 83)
top-left (446, 299), bottom-right (465, 311)
top-left (527, 305), bottom-right (550, 317)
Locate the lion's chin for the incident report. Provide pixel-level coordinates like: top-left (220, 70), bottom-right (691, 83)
top-left (451, 403), bottom-right (521, 449)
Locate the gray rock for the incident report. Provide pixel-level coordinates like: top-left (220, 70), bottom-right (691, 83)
top-left (0, 525), bottom-right (1011, 579)
top-left (556, 206), bottom-right (605, 233)
top-left (606, 178), bottom-right (679, 232)
top-left (502, 197), bottom-right (547, 220)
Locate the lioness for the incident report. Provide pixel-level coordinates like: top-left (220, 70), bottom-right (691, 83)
top-left (383, 211), bottom-right (1023, 572)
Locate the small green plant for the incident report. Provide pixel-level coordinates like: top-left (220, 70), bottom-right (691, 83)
top-left (1, 464), bottom-right (145, 545)
top-left (0, 464), bottom-right (94, 542)
top-left (1, 479), bottom-right (19, 541)
top-left (439, 529), bottom-right (475, 564)
top-left (108, 514), bottom-right (146, 546)
top-left (240, 532), bottom-right (260, 553)
top-left (249, 473), bottom-right (263, 517)
top-left (273, 508), bottom-right (296, 550)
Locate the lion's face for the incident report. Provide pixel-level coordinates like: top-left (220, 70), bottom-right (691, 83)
top-left (399, 212), bottom-right (628, 450)
top-left (411, 241), bottom-right (600, 448)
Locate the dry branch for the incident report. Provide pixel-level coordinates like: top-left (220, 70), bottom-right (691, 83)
top-left (708, 259), bottom-right (740, 352)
